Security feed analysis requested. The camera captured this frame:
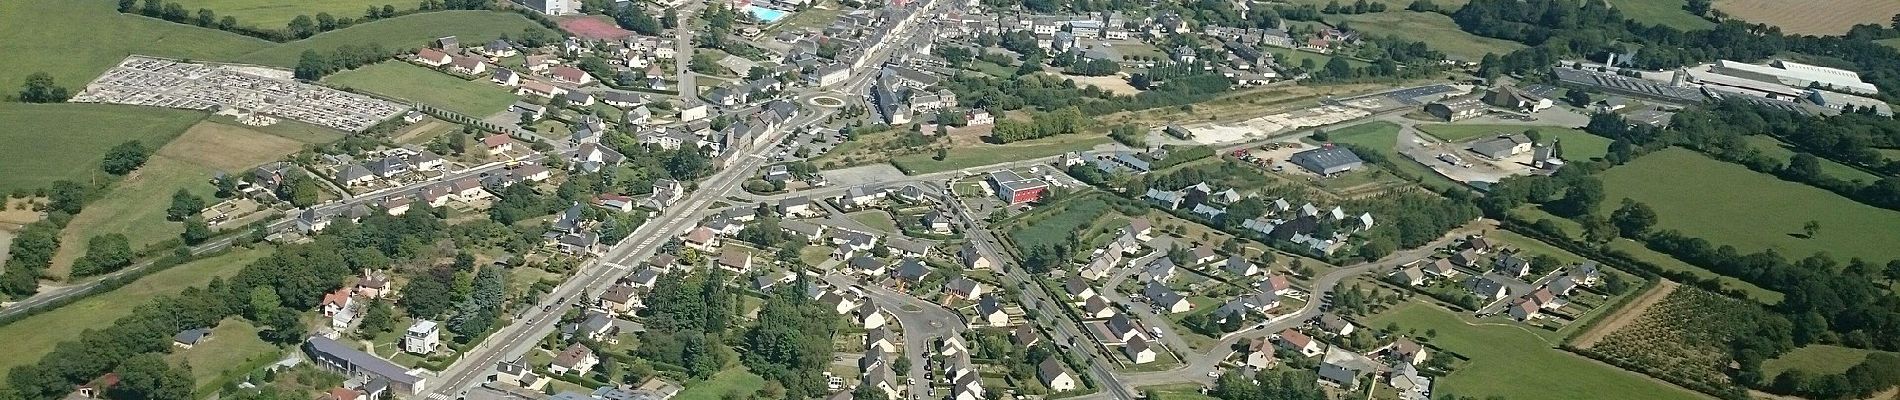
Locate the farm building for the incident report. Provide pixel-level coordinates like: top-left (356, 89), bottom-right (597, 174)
top-left (1288, 146), bottom-right (1364, 175)
top-left (1424, 97), bottom-right (1485, 122)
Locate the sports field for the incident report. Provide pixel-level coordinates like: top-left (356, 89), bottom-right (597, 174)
top-left (1367, 301), bottom-right (1707, 400)
top-left (1333, 12), bottom-right (1525, 61)
top-left (1742, 135), bottom-right (1881, 183)
top-left (1714, 0), bottom-right (1900, 35)
top-left (325, 61), bottom-right (519, 117)
top-left (171, 0), bottom-right (408, 28)
top-left (1417, 124), bottom-right (1611, 160)
top-left (0, 0), bottom-right (271, 96)
top-left (47, 121), bottom-right (306, 277)
top-left (1605, 0), bottom-right (1714, 30)
top-left (1599, 148), bottom-right (1900, 261)
top-left (233, 11), bottom-right (558, 68)
top-left (0, 247), bottom-right (271, 381)
top-left (0, 103), bottom-right (208, 193)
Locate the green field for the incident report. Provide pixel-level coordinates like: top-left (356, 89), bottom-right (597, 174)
top-left (1006, 194), bottom-right (1115, 252)
top-left (1333, 12), bottom-right (1526, 61)
top-left (0, 247), bottom-right (271, 381)
top-left (1367, 301), bottom-right (1708, 400)
top-left (1606, 240), bottom-right (1783, 304)
top-left (166, 318), bottom-right (282, 391)
top-left (1880, 38), bottom-right (1900, 50)
top-left (1417, 124), bottom-right (1611, 160)
top-left (891, 135), bottom-right (1111, 175)
top-left (0, 0), bottom-right (271, 96)
top-left (1761, 345), bottom-right (1893, 378)
top-left (327, 61), bottom-right (518, 116)
top-left (1269, 48), bottom-right (1370, 70)
top-left (1606, 0), bottom-right (1715, 30)
top-left (846, 210), bottom-right (900, 234)
top-left (173, 0), bottom-right (410, 28)
top-left (674, 368), bottom-right (767, 400)
top-left (0, 103), bottom-right (207, 193)
top-left (1323, 121), bottom-right (1465, 191)
top-left (1742, 135), bottom-right (1881, 183)
top-left (1600, 148), bottom-right (1900, 261)
top-left (233, 11), bottom-right (558, 67)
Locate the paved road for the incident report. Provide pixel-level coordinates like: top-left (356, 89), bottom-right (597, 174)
top-left (822, 272), bottom-right (962, 400)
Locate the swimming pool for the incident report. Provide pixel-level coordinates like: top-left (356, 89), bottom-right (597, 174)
top-left (745, 5), bottom-right (791, 23)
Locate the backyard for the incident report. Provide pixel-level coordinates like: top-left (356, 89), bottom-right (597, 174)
top-left (165, 318), bottom-right (282, 392)
top-left (325, 61), bottom-right (521, 117)
top-left (673, 368), bottom-right (766, 400)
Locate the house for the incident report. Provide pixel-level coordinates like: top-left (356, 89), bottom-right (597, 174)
top-left (1222, 255), bottom-right (1259, 277)
top-left (945, 277), bottom-right (983, 300)
top-left (839, 186), bottom-right (885, 209)
top-left (598, 284), bottom-right (640, 315)
top-left (1390, 362), bottom-right (1433, 400)
top-left (848, 255), bottom-right (887, 276)
top-left (336, 164), bottom-right (375, 186)
top-left (549, 343), bottom-right (599, 375)
top-left (408, 151), bottom-right (445, 172)
top-left (1389, 266), bottom-right (1427, 286)
top-left (959, 243), bottom-right (994, 270)
top-left (495, 361), bottom-right (547, 391)
top-left (320, 288), bottom-right (353, 317)
top-left (624, 269), bottom-right (661, 289)
top-left (404, 320), bottom-right (440, 354)
top-left (1276, 328), bottom-right (1323, 357)
top-left (716, 249), bottom-right (752, 273)
top-left (1143, 282), bottom-right (1192, 314)
top-left (483, 134), bottom-right (517, 154)
top-left (1508, 297), bottom-right (1542, 321)
top-left (173, 328), bottom-right (212, 349)
top-left (493, 68), bottom-right (522, 86)
top-left (857, 301), bottom-right (888, 329)
top-left (886, 236), bottom-right (932, 258)
top-left (355, 271), bottom-right (391, 299)
top-left (304, 336), bottom-right (428, 394)
top-left (922, 211), bottom-right (953, 233)
top-left (1319, 347), bottom-right (1378, 389)
top-left (551, 66), bottom-right (594, 85)
top-left (1493, 251), bottom-right (1531, 277)
top-left (780, 220), bottom-right (826, 243)
top-left (1424, 258), bottom-right (1459, 278)
top-left (1464, 276), bottom-right (1510, 300)
top-left (1468, 134), bottom-right (1533, 159)
top-left (1316, 313), bottom-right (1356, 336)
top-left (1064, 276), bottom-right (1096, 299)
top-left (449, 56), bottom-right (487, 75)
top-left (516, 80), bottom-right (565, 99)
top-left (987, 170), bottom-right (1048, 205)
top-left (1288, 146), bottom-right (1364, 175)
top-left (1012, 323), bottom-right (1041, 347)
top-left (1383, 337), bottom-right (1429, 366)
top-left (1038, 358), bottom-right (1077, 392)
top-left (1105, 312), bottom-right (1143, 343)
top-left (977, 294), bottom-right (1010, 326)
top-left (893, 258), bottom-right (930, 285)
top-left (1190, 245), bottom-right (1219, 265)
top-left (482, 39), bottom-right (518, 57)
top-left (1261, 274), bottom-right (1294, 295)
top-left (415, 48), bottom-right (452, 67)
top-left (683, 227), bottom-right (719, 251)
top-left (865, 327), bottom-right (897, 353)
top-left (1142, 257), bottom-right (1178, 283)
top-left (1082, 295), bottom-right (1115, 319)
top-left (1123, 336), bottom-right (1158, 364)
top-left (1244, 338), bottom-right (1278, 369)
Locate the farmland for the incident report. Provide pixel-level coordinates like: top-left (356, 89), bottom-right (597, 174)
top-left (0, 247), bottom-right (271, 381)
top-left (1366, 301), bottom-right (1707, 400)
top-left (0, 0), bottom-right (269, 95)
top-left (232, 11), bottom-right (558, 68)
top-left (1714, 0), bottom-right (1900, 35)
top-left (325, 61), bottom-right (520, 117)
top-left (1605, 0), bottom-right (1715, 30)
top-left (1571, 285), bottom-right (1771, 397)
top-left (0, 103), bottom-right (208, 193)
top-left (171, 0), bottom-right (408, 28)
top-left (1599, 148), bottom-right (1900, 262)
top-left (1332, 12), bottom-right (1526, 61)
top-left (1742, 135), bottom-right (1881, 183)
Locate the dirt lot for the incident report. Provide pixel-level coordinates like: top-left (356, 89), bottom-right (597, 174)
top-left (1570, 280), bottom-right (1678, 349)
top-left (1716, 0), bottom-right (1900, 35)
top-left (1047, 72), bottom-right (1142, 96)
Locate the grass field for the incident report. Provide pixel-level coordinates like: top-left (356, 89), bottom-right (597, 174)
top-left (0, 247), bottom-right (270, 381)
top-left (166, 318), bottom-right (282, 391)
top-left (1605, 240), bottom-right (1783, 304)
top-left (0, 0), bottom-right (271, 96)
top-left (1600, 148), bottom-right (1900, 261)
top-left (1270, 49), bottom-right (1369, 71)
top-left (325, 61), bottom-right (519, 117)
top-left (766, 1), bottom-right (846, 33)
top-left (674, 368), bottom-right (766, 400)
top-left (1742, 135), bottom-right (1881, 183)
top-left (1714, 0), bottom-right (1900, 35)
top-left (1606, 0), bottom-right (1714, 30)
top-left (846, 210), bottom-right (900, 234)
top-left (48, 121), bottom-right (306, 277)
top-left (892, 135), bottom-right (1111, 175)
top-left (1324, 121), bottom-right (1465, 191)
top-left (1332, 12), bottom-right (1525, 61)
top-left (1881, 38), bottom-right (1900, 50)
top-left (1760, 345), bottom-right (1894, 378)
top-left (172, 0), bottom-right (408, 28)
top-left (1367, 301), bottom-right (1708, 400)
top-left (1007, 195), bottom-right (1116, 253)
top-left (0, 103), bottom-right (208, 193)
top-left (232, 11), bottom-right (558, 67)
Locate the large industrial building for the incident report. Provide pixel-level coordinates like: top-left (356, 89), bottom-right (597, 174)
top-left (1710, 60), bottom-right (1878, 95)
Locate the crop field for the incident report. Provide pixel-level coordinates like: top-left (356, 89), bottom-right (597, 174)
top-left (325, 61), bottom-right (519, 117)
top-left (233, 11), bottom-right (558, 67)
top-left (1006, 194), bottom-right (1117, 253)
top-left (1325, 121), bottom-right (1465, 191)
top-left (0, 103), bottom-right (208, 193)
top-left (1714, 0), bottom-right (1900, 35)
top-left (1605, 0), bottom-right (1714, 30)
top-left (0, 247), bottom-right (271, 381)
top-left (1742, 135), bottom-right (1880, 183)
top-left (1572, 285), bottom-right (1767, 396)
top-left (0, 0), bottom-right (270, 95)
top-left (1600, 148), bottom-right (1900, 262)
top-left (1367, 301), bottom-right (1706, 400)
top-left (171, 0), bottom-right (407, 28)
top-left (1333, 12), bottom-right (1526, 61)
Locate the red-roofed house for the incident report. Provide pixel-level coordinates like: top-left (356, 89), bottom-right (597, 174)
top-left (415, 49), bottom-right (452, 67)
top-left (1275, 328), bottom-right (1322, 357)
top-left (320, 288), bottom-right (354, 317)
top-left (551, 66), bottom-right (594, 85)
top-left (450, 55), bottom-right (487, 75)
top-left (484, 134), bottom-right (516, 153)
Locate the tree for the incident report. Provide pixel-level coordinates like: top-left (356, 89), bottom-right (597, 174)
top-left (168, 189), bottom-right (206, 221)
top-left (1609, 199), bottom-right (1657, 238)
top-left (182, 217), bottom-right (213, 244)
top-left (1802, 220), bottom-right (1820, 238)
top-left (287, 14), bottom-right (317, 38)
top-left (73, 234), bottom-right (135, 277)
top-left (360, 300), bottom-right (397, 335)
top-left (18, 72), bottom-right (69, 103)
top-left (1322, 57), bottom-right (1354, 79)
top-left (49, 180), bottom-right (90, 214)
top-left (111, 353), bottom-right (194, 400)
top-left (262, 308), bottom-right (308, 344)
top-left (315, 12), bottom-right (337, 31)
top-left (101, 140), bottom-right (150, 175)
top-left (1564, 89), bottom-right (1592, 107)
top-left (1684, 0), bottom-right (1712, 16)
top-left (851, 380), bottom-right (888, 400)
top-left (118, 0), bottom-right (139, 12)
top-left (295, 50), bottom-right (330, 80)
top-left (195, 8), bottom-right (215, 26)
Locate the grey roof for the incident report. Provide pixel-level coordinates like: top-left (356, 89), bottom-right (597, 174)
top-left (305, 336), bottom-right (421, 387)
top-left (1289, 147), bottom-right (1364, 171)
top-left (894, 258), bottom-right (929, 281)
top-left (945, 277), bottom-right (980, 296)
top-left (174, 328), bottom-right (211, 344)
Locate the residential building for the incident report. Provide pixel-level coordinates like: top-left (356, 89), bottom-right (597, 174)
top-left (305, 336), bottom-right (427, 394)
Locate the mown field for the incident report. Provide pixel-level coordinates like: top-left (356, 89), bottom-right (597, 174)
top-left (673, 368), bottom-right (766, 400)
top-left (232, 10), bottom-right (557, 68)
top-left (1599, 148), bottom-right (1900, 262)
top-left (0, 247), bottom-right (271, 381)
top-left (1332, 12), bottom-right (1526, 61)
top-left (325, 61), bottom-right (519, 117)
top-left (0, 0), bottom-right (270, 95)
top-left (164, 318), bottom-right (282, 392)
top-left (1366, 301), bottom-right (1707, 400)
top-left (1880, 38), bottom-right (1900, 50)
top-left (0, 103), bottom-right (208, 193)
top-left (1605, 0), bottom-right (1715, 30)
top-left (1761, 344), bottom-right (1895, 379)
top-left (1742, 135), bottom-right (1881, 183)
top-left (890, 135), bottom-right (1111, 175)
top-left (172, 0), bottom-right (409, 28)
top-left (1324, 121), bottom-right (1465, 191)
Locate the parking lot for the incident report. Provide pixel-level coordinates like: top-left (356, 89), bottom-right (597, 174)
top-left (71, 56), bottom-right (407, 132)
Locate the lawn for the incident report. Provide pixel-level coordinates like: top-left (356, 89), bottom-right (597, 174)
top-left (1269, 49), bottom-right (1369, 71)
top-left (891, 135), bottom-right (1111, 175)
top-left (233, 10), bottom-right (558, 68)
top-left (846, 210), bottom-right (900, 234)
top-left (1333, 12), bottom-right (1525, 61)
top-left (171, 0), bottom-right (408, 28)
top-left (48, 121), bottom-right (307, 277)
top-left (1741, 135), bottom-right (1881, 183)
top-left (325, 61), bottom-right (520, 117)
top-left (0, 103), bottom-right (207, 193)
top-left (166, 318), bottom-right (283, 392)
top-left (1599, 148), bottom-right (1900, 261)
top-left (1324, 121), bottom-right (1465, 191)
top-left (0, 247), bottom-right (271, 381)
top-left (674, 368), bottom-right (767, 400)
top-left (0, 0), bottom-right (270, 95)
top-left (1366, 301), bottom-right (1708, 400)
top-left (1606, 0), bottom-right (1715, 30)
top-left (1760, 345), bottom-right (1894, 378)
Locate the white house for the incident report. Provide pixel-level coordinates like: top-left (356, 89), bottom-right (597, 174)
top-left (404, 320), bottom-right (440, 354)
